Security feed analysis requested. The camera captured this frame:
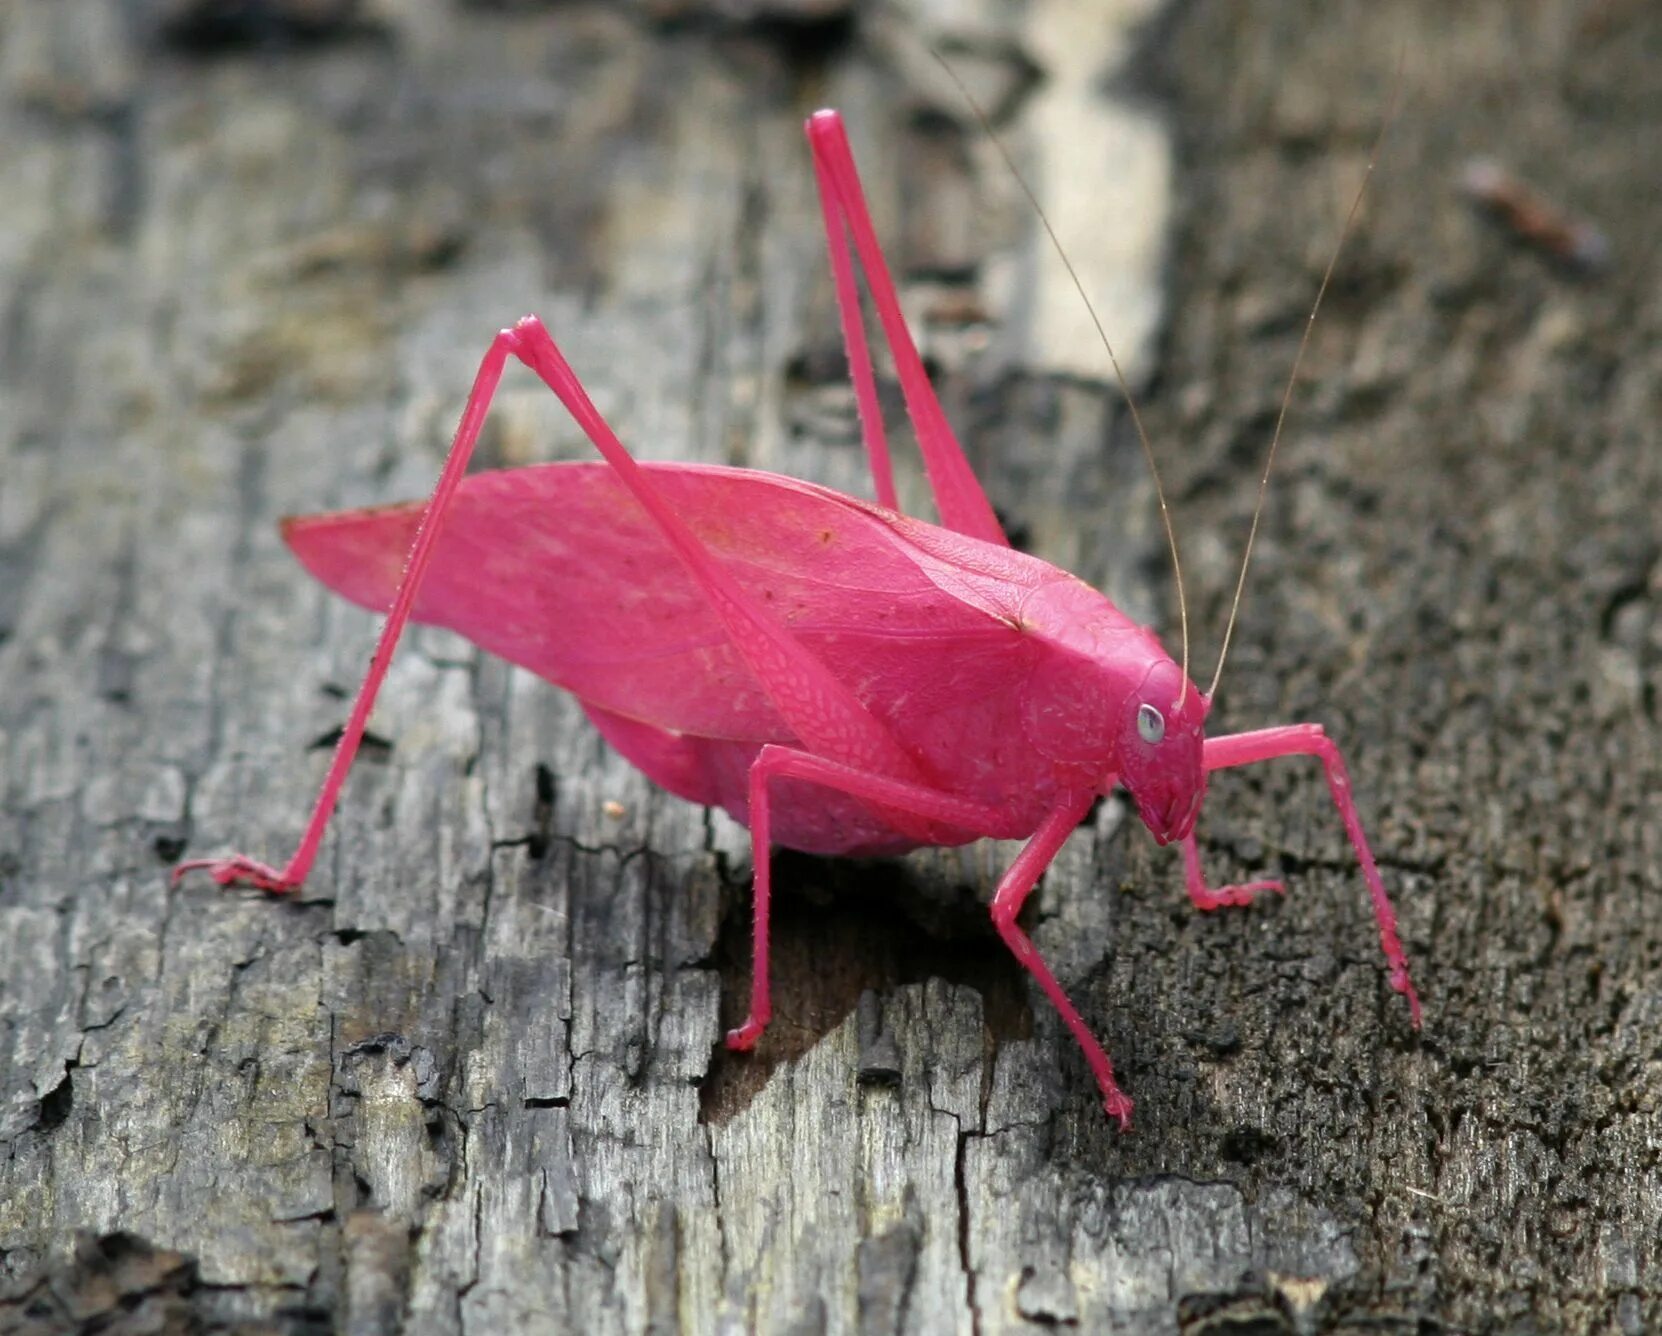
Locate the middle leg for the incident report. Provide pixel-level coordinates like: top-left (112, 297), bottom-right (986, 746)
top-left (729, 744), bottom-right (1012, 1051)
top-left (733, 747), bottom-right (1130, 1127)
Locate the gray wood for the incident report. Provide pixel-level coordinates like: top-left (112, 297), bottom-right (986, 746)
top-left (2, 0), bottom-right (1658, 1331)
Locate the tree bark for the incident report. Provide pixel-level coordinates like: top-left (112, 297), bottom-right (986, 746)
top-left (1, 1), bottom-right (1657, 1332)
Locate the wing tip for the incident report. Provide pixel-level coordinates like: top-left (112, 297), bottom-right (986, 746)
top-left (278, 498), bottom-right (427, 546)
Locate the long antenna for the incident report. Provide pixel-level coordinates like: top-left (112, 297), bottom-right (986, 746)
top-left (930, 49), bottom-right (1193, 705)
top-left (1208, 57), bottom-right (1407, 701)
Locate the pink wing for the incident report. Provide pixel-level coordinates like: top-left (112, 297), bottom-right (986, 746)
top-left (282, 463), bottom-right (1052, 760)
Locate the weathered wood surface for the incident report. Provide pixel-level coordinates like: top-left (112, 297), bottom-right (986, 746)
top-left (2, 0), bottom-right (1659, 1331)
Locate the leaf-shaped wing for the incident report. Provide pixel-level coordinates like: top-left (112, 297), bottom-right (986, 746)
top-left (281, 463), bottom-right (1049, 758)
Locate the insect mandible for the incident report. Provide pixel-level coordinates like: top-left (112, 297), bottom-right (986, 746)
top-left (176, 107), bottom-right (1421, 1129)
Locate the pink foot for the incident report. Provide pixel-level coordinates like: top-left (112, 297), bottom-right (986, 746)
top-left (172, 854), bottom-right (299, 895)
top-left (1190, 879), bottom-right (1285, 911)
top-left (725, 1017), bottom-right (766, 1052)
top-left (1104, 1089), bottom-right (1134, 1133)
top-left (1392, 965), bottom-right (1423, 1029)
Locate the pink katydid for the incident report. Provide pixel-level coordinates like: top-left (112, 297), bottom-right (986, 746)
top-left (176, 108), bottom-right (1420, 1130)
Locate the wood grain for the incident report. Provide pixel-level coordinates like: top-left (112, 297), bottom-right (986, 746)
top-left (1, 1), bottom-right (1657, 1331)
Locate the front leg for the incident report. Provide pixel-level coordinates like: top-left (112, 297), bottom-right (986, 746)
top-left (1202, 723), bottom-right (1421, 1026)
top-left (1180, 833), bottom-right (1285, 911)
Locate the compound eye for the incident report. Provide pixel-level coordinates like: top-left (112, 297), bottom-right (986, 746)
top-left (1137, 703), bottom-right (1165, 744)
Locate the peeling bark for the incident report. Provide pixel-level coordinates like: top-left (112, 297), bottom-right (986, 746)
top-left (2, 0), bottom-right (1658, 1332)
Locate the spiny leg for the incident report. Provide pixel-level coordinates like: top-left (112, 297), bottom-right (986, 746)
top-left (506, 319), bottom-right (929, 783)
top-left (988, 792), bottom-right (1133, 1129)
top-left (808, 116), bottom-right (898, 513)
top-left (728, 744), bottom-right (1011, 1051)
top-left (181, 315), bottom-right (927, 893)
top-left (804, 111), bottom-right (1008, 547)
top-left (1202, 722), bottom-right (1421, 1026)
top-left (174, 330), bottom-right (519, 893)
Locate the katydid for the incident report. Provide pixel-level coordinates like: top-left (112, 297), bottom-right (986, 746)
top-left (176, 109), bottom-right (1420, 1129)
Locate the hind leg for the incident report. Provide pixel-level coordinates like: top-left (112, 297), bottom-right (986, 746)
top-left (181, 316), bottom-right (931, 893)
top-left (805, 111), bottom-right (1008, 546)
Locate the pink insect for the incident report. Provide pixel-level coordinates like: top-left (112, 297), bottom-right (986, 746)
top-left (176, 107), bottom-right (1420, 1130)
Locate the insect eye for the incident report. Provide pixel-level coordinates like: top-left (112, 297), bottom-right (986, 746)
top-left (1137, 703), bottom-right (1165, 744)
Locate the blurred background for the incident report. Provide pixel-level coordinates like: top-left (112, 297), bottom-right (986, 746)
top-left (1, 1), bottom-right (1658, 1331)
